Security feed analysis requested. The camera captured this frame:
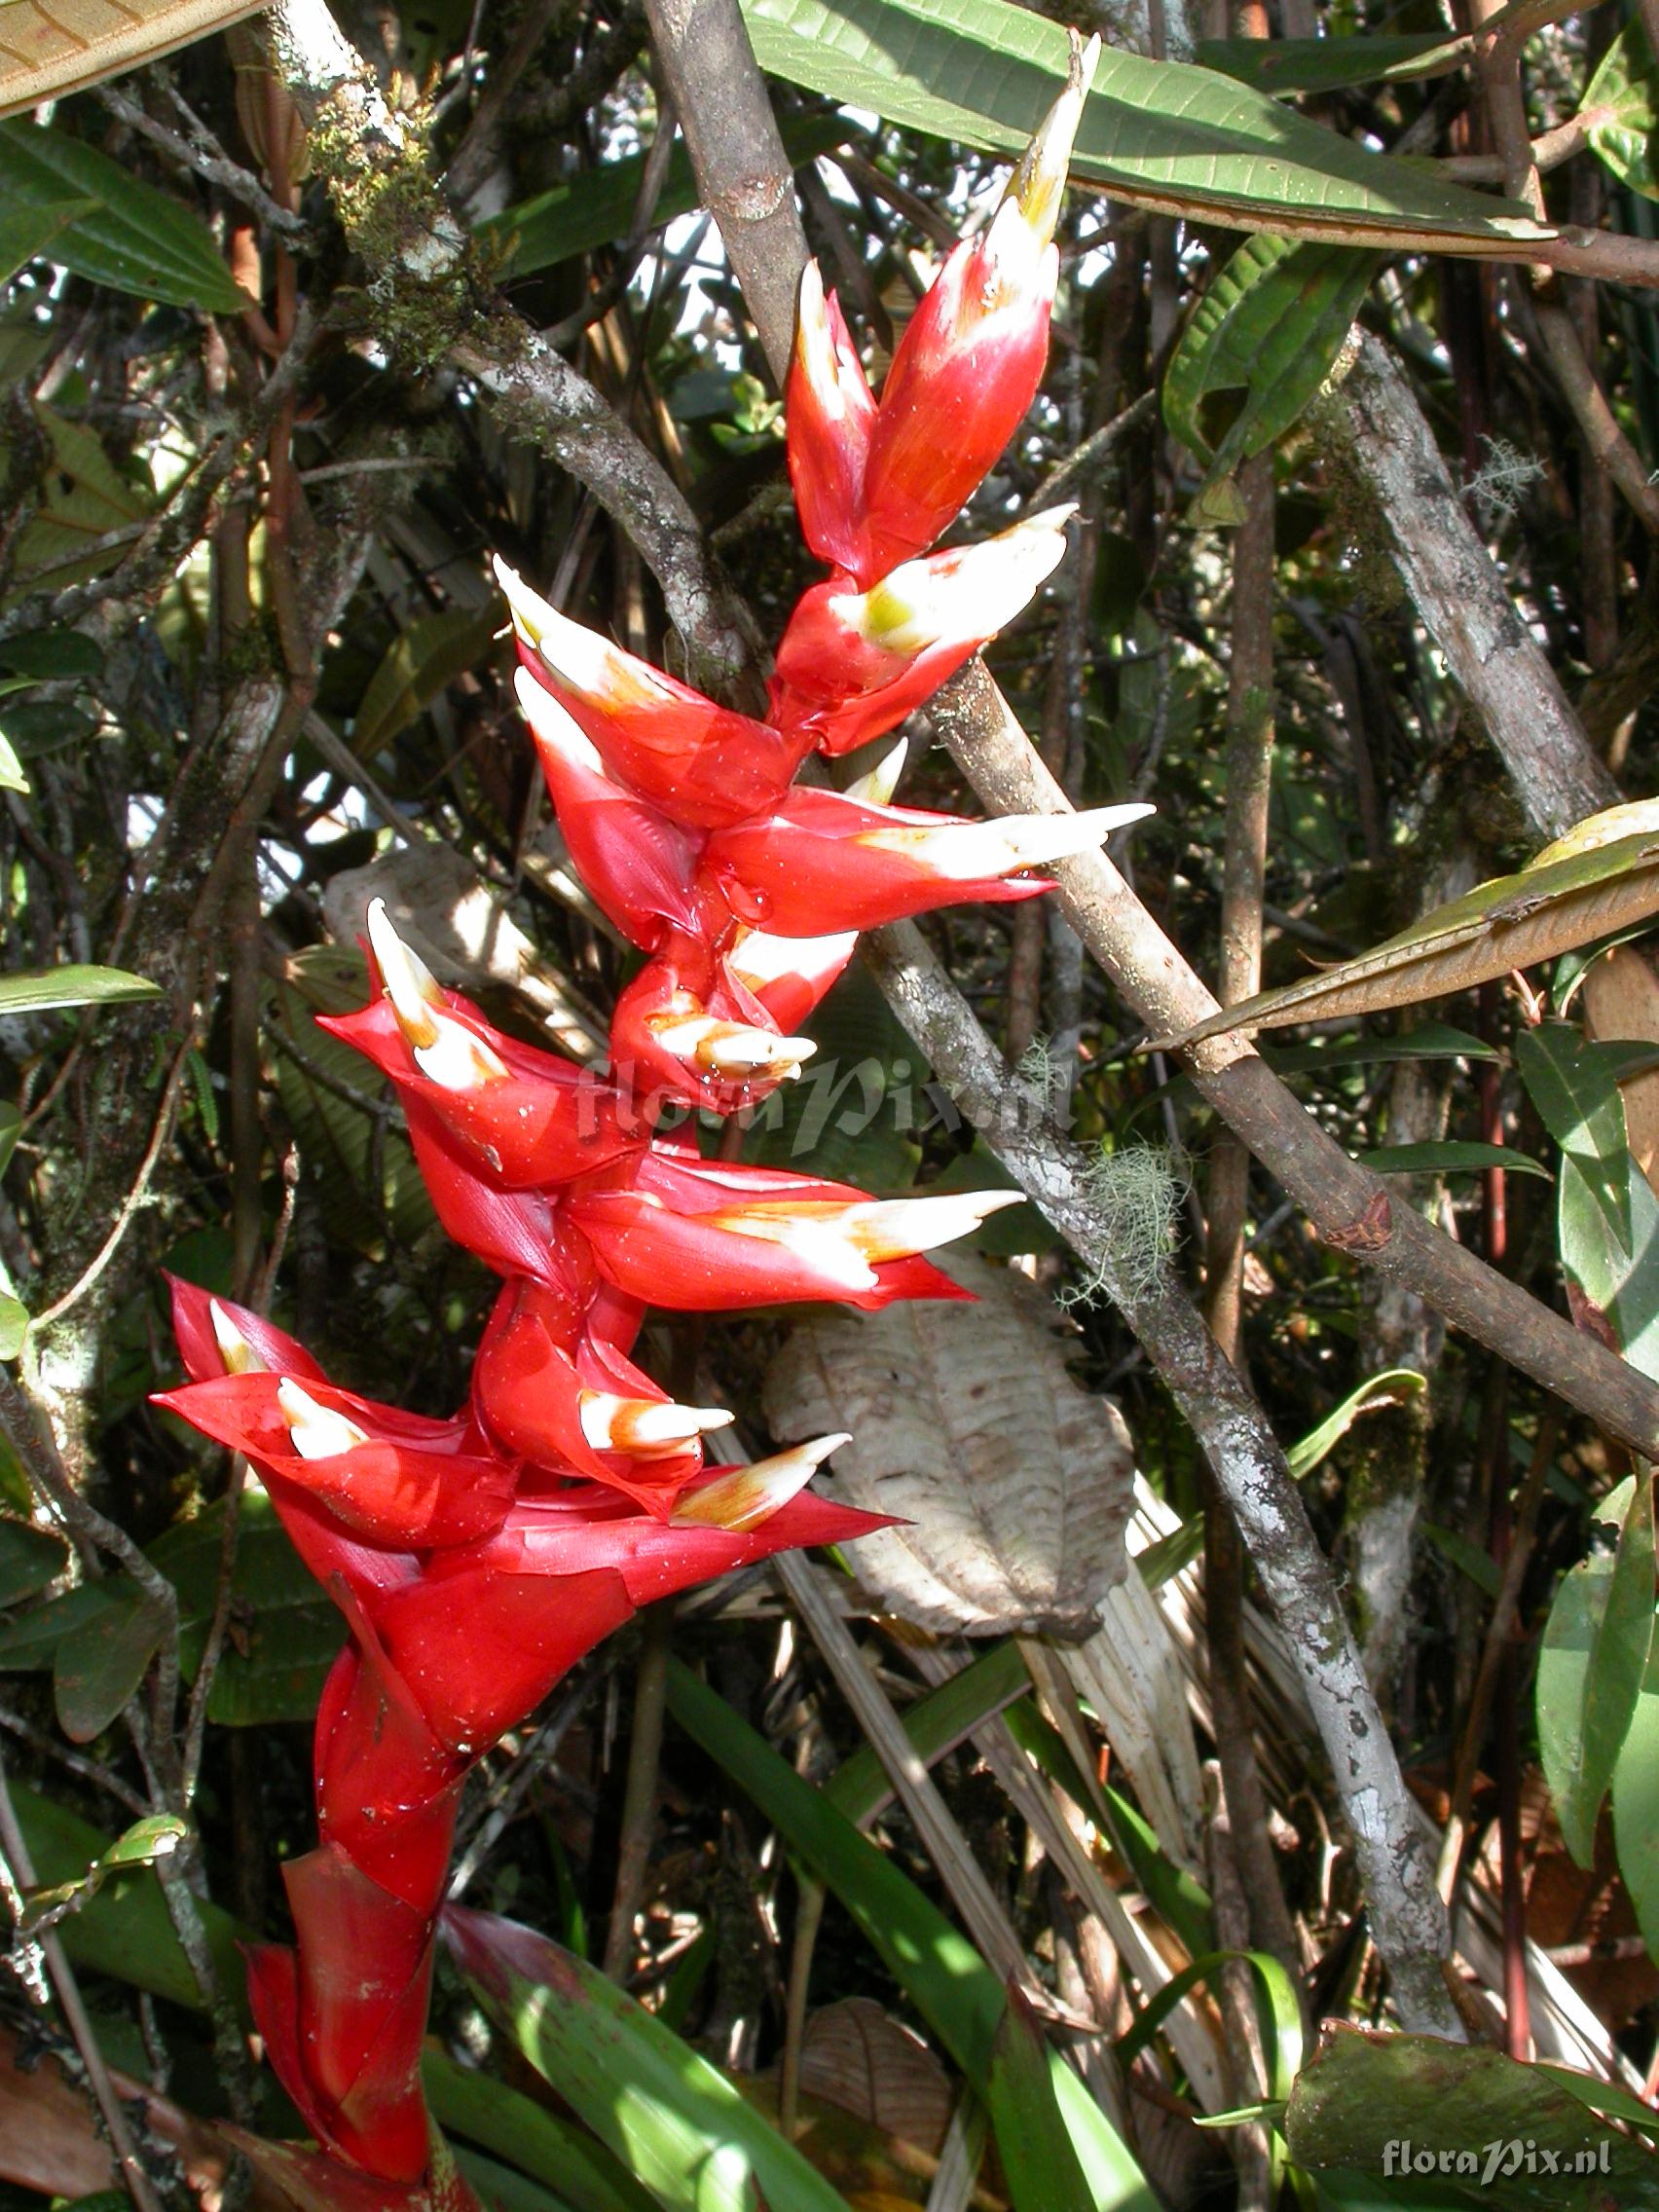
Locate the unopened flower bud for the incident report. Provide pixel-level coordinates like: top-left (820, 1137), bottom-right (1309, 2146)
top-left (672, 1433), bottom-right (852, 1531)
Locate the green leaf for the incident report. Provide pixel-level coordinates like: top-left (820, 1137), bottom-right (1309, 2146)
top-left (18, 1811), bottom-right (187, 1932)
top-left (1584, 23), bottom-right (1659, 202)
top-left (1, 401), bottom-right (151, 597)
top-left (1354, 1140), bottom-right (1551, 1181)
top-left (0, 1293), bottom-right (25, 1359)
top-left (825, 1638), bottom-right (1030, 1824)
top-left (0, 121), bottom-right (250, 313)
top-left (1285, 2026), bottom-right (1659, 2207)
top-left (351, 604), bottom-right (504, 757)
top-left (1194, 33), bottom-right (1465, 94)
top-left (1118, 1948), bottom-right (1303, 2103)
top-left (664, 1659), bottom-right (1159, 2211)
top-left (1163, 236), bottom-right (1377, 516)
top-left (423, 2051), bottom-right (659, 2212)
top-left (744, 961), bottom-right (922, 1192)
top-left (1265, 1022), bottom-right (1503, 1078)
top-left (0, 630), bottom-right (104, 680)
top-left (1287, 1368), bottom-right (1426, 1480)
top-left (0, 194), bottom-right (98, 285)
top-left (1152, 819), bottom-right (1659, 1051)
top-left (0, 1513), bottom-right (65, 1604)
top-left (1517, 1024), bottom-right (1659, 1378)
top-left (740, 0), bottom-right (1548, 245)
top-left (1613, 1637), bottom-right (1659, 1961)
top-left (53, 1588), bottom-right (170, 1742)
top-left (483, 109), bottom-right (856, 277)
top-left (1537, 1473), bottom-right (1656, 1866)
top-left (0, 964), bottom-right (160, 1015)
top-left (1420, 1521), bottom-right (1501, 1599)
top-left (990, 1990), bottom-right (1097, 2212)
top-left (446, 1905), bottom-right (854, 2212)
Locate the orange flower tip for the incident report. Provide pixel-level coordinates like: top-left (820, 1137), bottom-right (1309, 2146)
top-left (1007, 28), bottom-right (1100, 246)
top-left (652, 1014), bottom-right (818, 1081)
top-left (494, 562), bottom-right (663, 711)
top-left (845, 737), bottom-right (908, 807)
top-left (858, 512), bottom-right (1072, 655)
top-left (367, 899), bottom-right (508, 1090)
top-left (728, 927), bottom-right (858, 994)
top-left (276, 1379), bottom-right (369, 1461)
top-left (671, 1432), bottom-right (853, 1532)
top-left (845, 1189), bottom-right (1024, 1262)
top-left (512, 667), bottom-right (604, 771)
top-left (858, 799), bottom-right (1154, 879)
top-left (208, 1299), bottom-right (264, 1376)
top-left (579, 1391), bottom-right (736, 1458)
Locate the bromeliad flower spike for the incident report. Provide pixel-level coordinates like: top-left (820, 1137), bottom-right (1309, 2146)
top-left (156, 36), bottom-right (1145, 2212)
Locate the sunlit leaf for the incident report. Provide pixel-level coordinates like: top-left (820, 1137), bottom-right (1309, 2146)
top-left (1194, 32), bottom-right (1465, 93)
top-left (0, 0), bottom-right (267, 123)
top-left (1287, 1368), bottom-right (1426, 1479)
top-left (1584, 22), bottom-right (1659, 203)
top-left (0, 964), bottom-right (160, 1015)
top-left (741, 0), bottom-right (1548, 245)
top-left (1354, 1140), bottom-right (1550, 1181)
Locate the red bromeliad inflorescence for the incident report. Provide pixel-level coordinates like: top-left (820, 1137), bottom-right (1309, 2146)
top-left (156, 41), bottom-right (1140, 2211)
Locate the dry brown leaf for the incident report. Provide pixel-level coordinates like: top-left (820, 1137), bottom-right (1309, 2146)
top-left (1149, 822), bottom-right (1659, 1051)
top-left (0, 0), bottom-right (263, 119)
top-left (797, 1998), bottom-right (953, 2156)
top-left (761, 1254), bottom-right (1131, 1639)
top-left (1582, 942), bottom-right (1659, 1188)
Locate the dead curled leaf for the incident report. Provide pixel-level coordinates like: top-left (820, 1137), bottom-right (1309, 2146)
top-left (1148, 818), bottom-right (1659, 1052)
top-left (761, 1254), bottom-right (1131, 1640)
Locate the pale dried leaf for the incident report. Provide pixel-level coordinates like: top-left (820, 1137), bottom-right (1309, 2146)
top-left (797, 1999), bottom-right (952, 2156)
top-left (1149, 826), bottom-right (1659, 1051)
top-left (323, 842), bottom-right (603, 1056)
top-left (0, 0), bottom-right (262, 118)
top-left (761, 1255), bottom-right (1131, 1640)
top-left (1060, 1580), bottom-right (1208, 1870)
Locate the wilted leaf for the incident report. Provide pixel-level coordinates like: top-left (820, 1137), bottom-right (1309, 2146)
top-left (763, 1254), bottom-right (1131, 1638)
top-left (1285, 2025), bottom-right (1659, 2206)
top-left (1581, 942), bottom-right (1659, 1186)
top-left (1537, 1474), bottom-right (1656, 1868)
top-left (1150, 819), bottom-right (1659, 1050)
top-left (797, 1999), bottom-right (952, 2156)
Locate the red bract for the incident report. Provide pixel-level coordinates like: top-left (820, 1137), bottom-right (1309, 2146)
top-left (154, 50), bottom-right (1128, 2209)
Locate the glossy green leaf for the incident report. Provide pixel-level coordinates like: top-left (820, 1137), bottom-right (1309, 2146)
top-left (825, 1636), bottom-right (1029, 1825)
top-left (54, 1588), bottom-right (170, 1741)
top-left (0, 121), bottom-right (250, 312)
top-left (1584, 23), bottom-right (1659, 203)
top-left (740, 0), bottom-right (1547, 245)
top-left (424, 2051), bottom-right (658, 2212)
top-left (990, 1991), bottom-right (1096, 2212)
top-left (483, 109), bottom-right (856, 278)
top-left (0, 964), bottom-right (160, 1015)
top-left (0, 629), bottom-right (104, 680)
top-left (1153, 821), bottom-right (1659, 1051)
top-left (0, 194), bottom-right (97, 284)
top-left (1287, 1368), bottom-right (1426, 1480)
top-left (1285, 2026), bottom-right (1659, 2207)
top-left (1164, 236), bottom-right (1377, 517)
top-left (352, 603), bottom-right (504, 757)
top-left (1354, 1140), bottom-right (1551, 1181)
top-left (1118, 1947), bottom-right (1303, 2103)
top-left (1517, 1023), bottom-right (1659, 1378)
top-left (0, 1293), bottom-right (25, 1359)
top-left (0, 1512), bottom-right (66, 1604)
top-left (1613, 1635), bottom-right (1659, 1960)
top-left (1265, 1020), bottom-right (1503, 1079)
top-left (1537, 1473), bottom-right (1656, 1866)
top-left (446, 1904), bottom-right (853, 2212)
top-left (665, 1659), bottom-right (1159, 2212)
top-left (1194, 33), bottom-right (1465, 93)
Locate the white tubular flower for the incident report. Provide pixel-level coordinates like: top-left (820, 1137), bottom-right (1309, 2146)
top-left (579, 1392), bottom-right (736, 1460)
top-left (858, 801), bottom-right (1153, 879)
top-left (276, 1380), bottom-right (369, 1461)
top-left (367, 899), bottom-right (507, 1092)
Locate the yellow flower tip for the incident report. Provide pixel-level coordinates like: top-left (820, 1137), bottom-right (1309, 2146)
top-left (671, 1432), bottom-right (853, 1532)
top-left (208, 1300), bottom-right (264, 1376)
